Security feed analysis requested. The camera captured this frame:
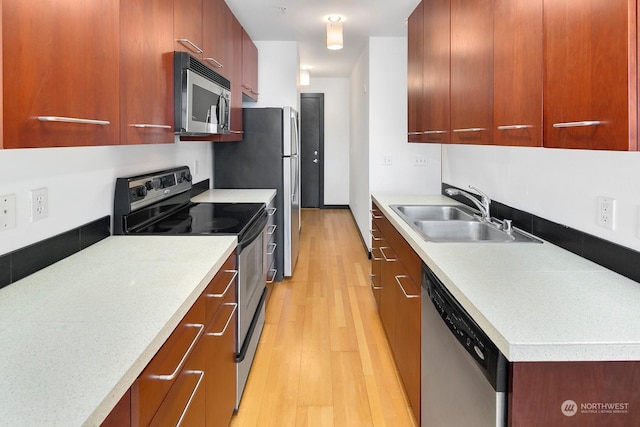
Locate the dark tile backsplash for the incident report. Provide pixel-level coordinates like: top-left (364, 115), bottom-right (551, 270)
top-left (442, 183), bottom-right (640, 284)
top-left (0, 216), bottom-right (111, 290)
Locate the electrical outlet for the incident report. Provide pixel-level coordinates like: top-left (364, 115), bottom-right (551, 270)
top-left (382, 155), bottom-right (392, 166)
top-left (30, 188), bottom-right (48, 222)
top-left (597, 196), bottom-right (615, 230)
top-left (0, 194), bottom-right (17, 231)
top-left (414, 155), bottom-right (428, 166)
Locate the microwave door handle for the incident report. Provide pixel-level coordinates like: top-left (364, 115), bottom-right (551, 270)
top-left (219, 96), bottom-right (229, 129)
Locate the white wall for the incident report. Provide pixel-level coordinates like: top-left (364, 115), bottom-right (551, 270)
top-left (301, 78), bottom-right (350, 205)
top-left (0, 141), bottom-right (213, 255)
top-left (247, 41), bottom-right (299, 110)
top-left (443, 145), bottom-right (640, 251)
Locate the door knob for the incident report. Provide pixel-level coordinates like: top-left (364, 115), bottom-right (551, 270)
top-left (313, 159), bottom-right (318, 163)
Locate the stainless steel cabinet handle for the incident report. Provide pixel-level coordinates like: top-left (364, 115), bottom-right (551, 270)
top-left (37, 116), bottom-right (110, 126)
top-left (267, 224), bottom-right (277, 235)
top-left (204, 57), bottom-right (224, 68)
top-left (151, 324), bottom-right (204, 381)
top-left (176, 38), bottom-right (203, 54)
top-left (497, 125), bottom-right (532, 130)
top-left (370, 247), bottom-right (384, 261)
top-left (267, 243), bottom-right (277, 255)
top-left (130, 124), bottom-right (172, 129)
top-left (206, 270), bottom-right (237, 298)
top-left (453, 128), bottom-right (485, 133)
top-left (553, 121), bottom-right (601, 128)
top-left (369, 274), bottom-right (383, 290)
top-left (424, 130), bottom-right (447, 134)
top-left (230, 130), bottom-right (244, 134)
top-left (266, 268), bottom-right (277, 284)
top-left (395, 275), bottom-right (420, 299)
top-left (380, 247), bottom-right (397, 262)
top-left (370, 209), bottom-right (383, 219)
top-left (267, 207), bottom-right (277, 215)
top-left (206, 303), bottom-right (237, 337)
top-left (369, 229), bottom-right (383, 241)
top-left (176, 370), bottom-right (205, 427)
top-left (408, 131), bottom-right (424, 135)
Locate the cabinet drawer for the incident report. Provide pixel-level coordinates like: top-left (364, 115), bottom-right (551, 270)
top-left (132, 299), bottom-right (205, 426)
top-left (203, 255), bottom-right (237, 325)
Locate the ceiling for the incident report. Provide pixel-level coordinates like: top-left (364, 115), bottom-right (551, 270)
top-left (225, 0), bottom-right (421, 78)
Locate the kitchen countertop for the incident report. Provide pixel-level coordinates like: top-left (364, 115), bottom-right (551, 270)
top-left (0, 235), bottom-right (237, 426)
top-left (192, 188), bottom-right (276, 204)
top-left (372, 193), bottom-right (640, 362)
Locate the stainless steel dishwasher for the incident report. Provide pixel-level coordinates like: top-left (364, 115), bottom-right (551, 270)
top-left (422, 263), bottom-right (508, 426)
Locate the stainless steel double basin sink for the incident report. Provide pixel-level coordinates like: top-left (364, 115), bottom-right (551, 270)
top-left (390, 204), bottom-right (541, 243)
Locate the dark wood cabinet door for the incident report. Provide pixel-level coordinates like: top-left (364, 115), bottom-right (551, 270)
top-left (2, 0), bottom-right (120, 148)
top-left (219, 14), bottom-right (244, 142)
top-left (174, 0), bottom-right (204, 57)
top-left (242, 28), bottom-right (259, 101)
top-left (493, 0), bottom-right (542, 147)
top-left (450, 0), bottom-right (494, 145)
top-left (202, 0), bottom-right (230, 79)
top-left (423, 0), bottom-right (451, 144)
top-left (120, 0), bottom-right (174, 145)
top-left (407, 2), bottom-right (425, 143)
top-left (543, 0), bottom-right (637, 151)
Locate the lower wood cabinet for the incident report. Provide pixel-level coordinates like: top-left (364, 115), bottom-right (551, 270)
top-left (371, 201), bottom-right (421, 424)
top-left (104, 254), bottom-right (237, 427)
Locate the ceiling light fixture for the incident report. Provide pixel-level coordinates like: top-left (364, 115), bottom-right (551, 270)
top-left (326, 16), bottom-right (343, 50)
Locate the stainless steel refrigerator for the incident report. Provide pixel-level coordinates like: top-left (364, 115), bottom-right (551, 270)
top-left (213, 107), bottom-right (301, 280)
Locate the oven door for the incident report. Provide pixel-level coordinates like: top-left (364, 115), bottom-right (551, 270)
top-left (236, 212), bottom-right (268, 347)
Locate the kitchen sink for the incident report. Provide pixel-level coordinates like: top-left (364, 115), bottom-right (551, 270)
top-left (390, 204), bottom-right (541, 243)
top-left (390, 204), bottom-right (478, 221)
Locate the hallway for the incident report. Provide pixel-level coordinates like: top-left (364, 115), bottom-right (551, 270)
top-left (230, 209), bottom-right (417, 426)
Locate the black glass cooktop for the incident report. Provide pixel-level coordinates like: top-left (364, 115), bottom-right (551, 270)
top-left (133, 202), bottom-right (265, 236)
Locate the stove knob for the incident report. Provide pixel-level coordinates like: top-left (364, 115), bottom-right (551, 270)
top-left (182, 172), bottom-right (192, 182)
top-left (136, 185), bottom-right (148, 197)
top-left (145, 181), bottom-right (154, 191)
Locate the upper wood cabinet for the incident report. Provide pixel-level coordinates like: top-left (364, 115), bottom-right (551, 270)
top-left (543, 0), bottom-right (637, 151)
top-left (407, 2), bottom-right (425, 143)
top-left (2, 0), bottom-right (120, 148)
top-left (450, 0), bottom-right (494, 145)
top-left (219, 15), bottom-right (245, 142)
top-left (202, 0), bottom-right (231, 79)
top-left (173, 0), bottom-right (204, 57)
top-left (242, 28), bottom-right (259, 101)
top-left (493, 0), bottom-right (543, 147)
top-left (422, 0), bottom-right (451, 144)
top-left (120, 0), bottom-right (174, 145)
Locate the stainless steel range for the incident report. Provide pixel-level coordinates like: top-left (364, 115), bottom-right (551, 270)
top-left (113, 165), bottom-right (267, 410)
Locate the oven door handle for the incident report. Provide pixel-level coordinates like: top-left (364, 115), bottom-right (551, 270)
top-left (237, 210), bottom-right (268, 251)
top-left (236, 287), bottom-right (267, 363)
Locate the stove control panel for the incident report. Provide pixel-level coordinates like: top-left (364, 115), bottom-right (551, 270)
top-left (114, 166), bottom-right (193, 219)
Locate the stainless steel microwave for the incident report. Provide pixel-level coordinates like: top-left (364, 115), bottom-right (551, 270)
top-left (174, 52), bottom-right (231, 135)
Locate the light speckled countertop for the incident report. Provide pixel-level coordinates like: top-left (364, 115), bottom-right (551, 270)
top-left (192, 189), bottom-right (276, 204)
top-left (372, 193), bottom-right (640, 362)
top-left (0, 235), bottom-right (236, 426)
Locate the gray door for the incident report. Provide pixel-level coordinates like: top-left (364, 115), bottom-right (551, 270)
top-left (300, 93), bottom-right (324, 208)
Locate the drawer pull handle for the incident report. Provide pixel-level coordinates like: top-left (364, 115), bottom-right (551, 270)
top-left (176, 370), bottom-right (205, 427)
top-left (151, 324), bottom-right (204, 381)
top-left (369, 274), bottom-right (383, 290)
top-left (553, 121), bottom-right (601, 128)
top-left (497, 125), bottom-right (532, 130)
top-left (130, 124), bottom-right (172, 129)
top-left (204, 57), bottom-right (224, 68)
top-left (370, 209), bottom-right (383, 219)
top-left (369, 229), bottom-right (383, 241)
top-left (453, 128), bottom-right (485, 133)
top-left (424, 130), bottom-right (446, 135)
top-left (207, 303), bottom-right (237, 337)
top-left (370, 247), bottom-right (384, 261)
top-left (206, 270), bottom-right (238, 299)
top-left (266, 268), bottom-right (277, 284)
top-left (267, 207), bottom-right (277, 215)
top-left (176, 38), bottom-right (203, 54)
top-left (395, 275), bottom-right (420, 299)
top-left (37, 116), bottom-right (110, 126)
top-left (379, 247), bottom-right (397, 262)
top-left (267, 224), bottom-right (277, 235)
top-left (408, 131), bottom-right (423, 135)
top-left (267, 243), bottom-right (277, 255)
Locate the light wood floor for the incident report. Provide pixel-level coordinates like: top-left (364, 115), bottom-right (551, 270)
top-left (230, 209), bottom-right (417, 427)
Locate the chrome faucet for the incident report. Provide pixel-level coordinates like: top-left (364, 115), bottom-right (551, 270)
top-left (444, 185), bottom-right (491, 222)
